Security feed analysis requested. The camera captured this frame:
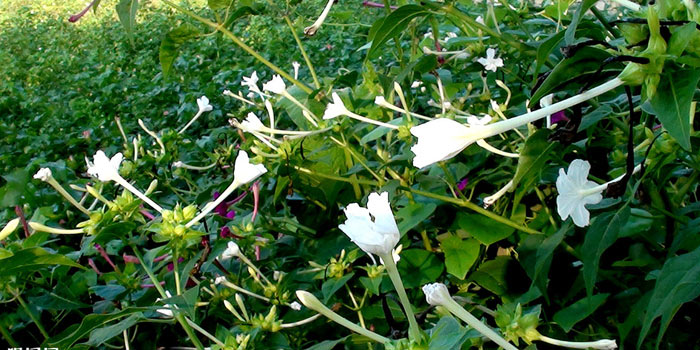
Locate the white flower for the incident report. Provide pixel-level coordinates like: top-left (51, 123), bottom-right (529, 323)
top-left (155, 291), bottom-right (175, 318)
top-left (466, 114), bottom-right (492, 126)
top-left (214, 276), bottom-right (227, 285)
top-left (422, 283), bottom-right (452, 306)
top-left (292, 61), bottom-right (301, 80)
top-left (556, 159), bottom-right (605, 227)
top-left (233, 151), bottom-right (267, 186)
top-left (240, 113), bottom-right (265, 132)
top-left (172, 161), bottom-right (185, 168)
top-left (410, 118), bottom-right (483, 169)
top-left (411, 81), bottom-right (423, 88)
top-left (262, 75), bottom-right (286, 94)
top-left (338, 192), bottom-right (400, 259)
top-left (86, 150), bottom-right (123, 182)
top-left (477, 48), bottom-right (504, 72)
top-left (540, 94), bottom-right (554, 127)
top-left (241, 71), bottom-right (260, 92)
top-left (322, 92), bottom-right (350, 120)
top-left (220, 241), bottom-right (241, 261)
top-left (443, 32), bottom-right (457, 42)
top-left (304, 0), bottom-right (335, 36)
top-left (33, 168), bottom-right (52, 182)
top-left (290, 301), bottom-right (302, 311)
top-left (589, 340), bottom-right (617, 350)
top-left (197, 95), bottom-right (213, 113)
top-left (476, 15), bottom-right (485, 25)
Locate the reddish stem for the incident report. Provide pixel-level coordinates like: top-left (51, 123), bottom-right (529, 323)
top-left (69, 0), bottom-right (99, 23)
top-left (14, 206), bottom-right (30, 238)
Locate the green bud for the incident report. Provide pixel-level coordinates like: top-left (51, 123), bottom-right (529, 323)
top-left (183, 205), bottom-right (197, 221)
top-left (619, 62), bottom-right (646, 86)
top-left (618, 23), bottom-right (649, 45)
top-left (162, 210), bottom-right (174, 223)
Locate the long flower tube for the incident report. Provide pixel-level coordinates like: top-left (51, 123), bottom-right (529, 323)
top-left (411, 78), bottom-right (624, 168)
top-left (423, 283), bottom-right (518, 350)
top-left (539, 335), bottom-right (617, 349)
top-left (304, 0), bottom-right (335, 36)
top-left (173, 161), bottom-right (217, 171)
top-left (34, 168), bottom-right (91, 215)
top-left (28, 222), bottom-right (85, 235)
top-left (296, 291), bottom-right (391, 344)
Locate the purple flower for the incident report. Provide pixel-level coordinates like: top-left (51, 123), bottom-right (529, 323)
top-left (213, 191), bottom-right (246, 219)
top-left (457, 178), bottom-right (469, 192)
top-left (550, 111), bottom-right (568, 125)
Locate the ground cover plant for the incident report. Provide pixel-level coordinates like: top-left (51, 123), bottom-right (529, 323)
top-left (1, 0), bottom-right (699, 349)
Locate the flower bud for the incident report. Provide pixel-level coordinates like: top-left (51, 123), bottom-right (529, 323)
top-left (422, 283), bottom-right (452, 306)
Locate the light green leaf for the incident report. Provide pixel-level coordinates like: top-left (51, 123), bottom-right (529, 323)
top-left (668, 22), bottom-right (698, 57)
top-left (0, 247), bottom-right (86, 276)
top-left (637, 246), bottom-right (700, 348)
top-left (159, 24), bottom-right (200, 78)
top-left (553, 293), bottom-right (609, 332)
top-left (428, 316), bottom-right (469, 350)
top-left (115, 0), bottom-right (139, 41)
top-left (440, 234), bottom-right (480, 280)
top-left (582, 206), bottom-right (630, 297)
top-left (534, 30), bottom-right (565, 78)
top-left (564, 0), bottom-right (598, 45)
top-left (396, 202), bottom-right (437, 236)
top-left (649, 69), bottom-right (700, 151)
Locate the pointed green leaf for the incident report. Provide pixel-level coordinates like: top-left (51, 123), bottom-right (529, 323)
top-left (582, 206), bottom-right (630, 297)
top-left (441, 235), bottom-right (480, 280)
top-left (116, 0), bottom-right (139, 41)
top-left (553, 293), bottom-right (609, 332)
top-left (511, 129), bottom-right (555, 192)
top-left (564, 0), bottom-right (598, 45)
top-left (649, 69), bottom-right (700, 151)
top-left (0, 247), bottom-right (86, 276)
top-left (456, 213), bottom-right (515, 245)
top-left (159, 24), bottom-right (200, 78)
top-left (367, 5), bottom-right (429, 58)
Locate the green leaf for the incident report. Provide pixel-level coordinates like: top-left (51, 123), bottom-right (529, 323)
top-left (511, 129), bottom-right (555, 193)
top-left (115, 0), bottom-right (139, 41)
top-left (582, 206), bottom-right (630, 297)
top-left (456, 213), bottom-right (515, 245)
top-left (0, 168), bottom-right (30, 207)
top-left (85, 313), bottom-right (143, 346)
top-left (0, 247), bottom-right (86, 276)
top-left (428, 316), bottom-right (469, 350)
top-left (578, 104), bottom-right (613, 131)
top-left (48, 307), bottom-right (147, 348)
top-left (322, 272), bottom-right (355, 303)
top-left (396, 202), bottom-right (437, 236)
top-left (519, 222), bottom-right (572, 298)
top-left (637, 246), bottom-right (700, 348)
top-left (553, 293), bottom-right (609, 332)
top-left (649, 68), bottom-right (700, 151)
top-left (397, 249), bottom-right (444, 288)
top-left (564, 0), bottom-right (598, 45)
top-left (305, 336), bottom-right (349, 350)
top-left (534, 30), bottom-right (565, 78)
top-left (469, 257), bottom-right (511, 296)
top-left (367, 5), bottom-right (429, 58)
top-left (440, 234), bottom-right (480, 280)
top-left (208, 0), bottom-right (233, 10)
top-left (529, 47), bottom-right (614, 107)
top-left (159, 24), bottom-right (200, 78)
top-left (668, 22), bottom-right (698, 57)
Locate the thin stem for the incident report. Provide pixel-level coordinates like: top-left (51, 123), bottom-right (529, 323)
top-left (347, 111), bottom-right (400, 129)
top-left (130, 245), bottom-right (205, 350)
top-left (221, 280), bottom-right (270, 302)
top-left (178, 111), bottom-right (204, 135)
top-left (115, 177), bottom-right (164, 213)
top-left (442, 297), bottom-right (517, 350)
top-left (161, 0), bottom-right (312, 94)
top-left (138, 119), bottom-right (167, 154)
top-left (380, 252), bottom-right (421, 342)
top-left (185, 318), bottom-right (226, 348)
top-left (123, 330), bottom-right (131, 350)
top-left (173, 251), bottom-right (182, 296)
top-left (175, 162), bottom-right (217, 171)
top-left (0, 323), bottom-right (18, 347)
top-left (47, 178), bottom-right (91, 215)
top-left (284, 16), bottom-right (321, 89)
top-left (237, 253), bottom-right (272, 285)
top-left (28, 222), bottom-right (85, 235)
top-left (15, 292), bottom-right (49, 339)
top-left (115, 117), bottom-right (128, 144)
top-left (186, 179), bottom-right (241, 228)
top-left (476, 140), bottom-right (519, 158)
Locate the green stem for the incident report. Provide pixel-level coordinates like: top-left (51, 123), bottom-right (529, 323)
top-left (161, 0), bottom-right (312, 94)
top-left (130, 245), bottom-right (206, 350)
top-left (173, 250), bottom-right (182, 296)
top-left (185, 317), bottom-right (226, 348)
top-left (442, 297), bottom-right (517, 350)
top-left (15, 292), bottom-right (49, 339)
top-left (407, 187), bottom-right (540, 234)
top-left (47, 178), bottom-right (91, 215)
top-left (380, 252), bottom-right (421, 342)
top-left (590, 7), bottom-right (621, 38)
top-left (0, 318), bottom-right (18, 347)
top-left (284, 16), bottom-right (321, 89)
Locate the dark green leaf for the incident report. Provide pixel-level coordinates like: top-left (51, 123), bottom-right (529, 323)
top-left (637, 246), bottom-right (700, 348)
top-left (440, 234), bottom-right (480, 280)
top-left (397, 249), bottom-right (444, 288)
top-left (0, 247), bottom-right (86, 276)
top-left (534, 31), bottom-right (565, 78)
top-left (512, 129), bottom-right (555, 193)
top-left (305, 336), bottom-right (349, 350)
top-left (85, 313), bottom-right (143, 346)
top-left (456, 213), bottom-right (515, 245)
top-left (396, 202), bottom-right (436, 236)
top-left (428, 316), bottom-right (469, 350)
top-left (160, 24), bottom-right (200, 78)
top-left (564, 0), bottom-right (598, 45)
top-left (553, 293), bottom-right (609, 332)
top-left (578, 105), bottom-right (613, 131)
top-left (469, 257), bottom-right (510, 296)
top-left (649, 68), bottom-right (700, 151)
top-left (322, 272), bottom-right (355, 303)
top-left (582, 206), bottom-right (630, 297)
top-left (0, 168), bottom-right (29, 207)
top-left (367, 5), bottom-right (429, 58)
top-left (48, 307), bottom-right (147, 348)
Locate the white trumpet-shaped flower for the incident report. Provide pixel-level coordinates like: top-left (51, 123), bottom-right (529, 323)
top-left (323, 92), bottom-right (351, 120)
top-left (241, 113), bottom-right (266, 132)
top-left (262, 75), bottom-right (286, 95)
top-left (87, 151), bottom-right (123, 182)
top-left (304, 0), bottom-right (335, 36)
top-left (290, 301), bottom-right (302, 311)
top-left (556, 159), bottom-right (605, 227)
top-left (197, 95), bottom-right (213, 113)
top-left (233, 150), bottom-right (268, 186)
top-left (422, 282), bottom-right (452, 306)
top-left (338, 192), bottom-right (400, 258)
top-left (292, 62), bottom-right (301, 80)
top-left (241, 71), bottom-right (260, 92)
top-left (410, 118), bottom-right (483, 169)
top-left (34, 168), bottom-right (53, 182)
top-left (477, 48), bottom-right (504, 72)
top-left (220, 241), bottom-right (241, 261)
